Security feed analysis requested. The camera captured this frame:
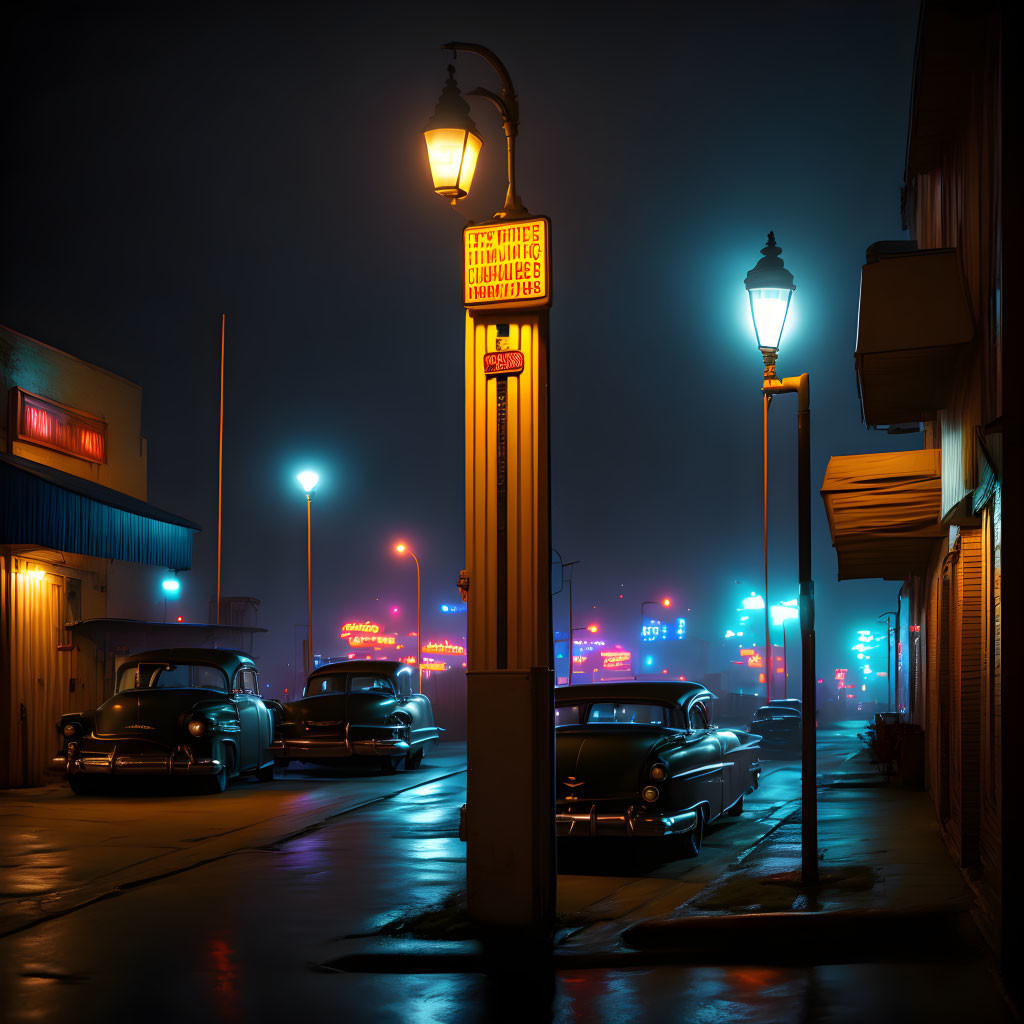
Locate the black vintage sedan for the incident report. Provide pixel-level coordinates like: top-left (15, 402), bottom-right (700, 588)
top-left (269, 660), bottom-right (441, 773)
top-left (555, 681), bottom-right (761, 856)
top-left (50, 648), bottom-right (276, 794)
top-left (750, 704), bottom-right (802, 753)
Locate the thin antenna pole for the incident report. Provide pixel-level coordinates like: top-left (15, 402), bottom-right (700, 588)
top-left (216, 314), bottom-right (225, 624)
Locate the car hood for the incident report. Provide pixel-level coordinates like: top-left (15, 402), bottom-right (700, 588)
top-left (556, 726), bottom-right (675, 800)
top-left (281, 691), bottom-right (398, 725)
top-left (95, 688), bottom-right (223, 734)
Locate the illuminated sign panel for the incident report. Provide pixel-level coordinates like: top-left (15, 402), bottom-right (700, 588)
top-left (482, 350), bottom-right (525, 376)
top-left (601, 650), bottom-right (632, 670)
top-left (12, 388), bottom-right (106, 464)
top-left (423, 641), bottom-right (466, 656)
top-left (348, 634), bottom-right (396, 648)
top-left (464, 217), bottom-right (550, 309)
top-left (341, 621), bottom-right (381, 635)
top-left (420, 661), bottom-right (446, 671)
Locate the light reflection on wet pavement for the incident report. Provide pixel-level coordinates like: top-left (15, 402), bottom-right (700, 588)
top-left (0, 729), bottom-right (1012, 1023)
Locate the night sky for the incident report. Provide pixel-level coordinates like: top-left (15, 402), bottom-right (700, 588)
top-left (2, 1), bottom-right (922, 690)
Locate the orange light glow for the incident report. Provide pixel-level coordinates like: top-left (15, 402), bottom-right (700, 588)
top-left (420, 661), bottom-right (446, 671)
top-left (341, 621), bottom-right (381, 635)
top-left (747, 655), bottom-right (763, 668)
top-left (395, 543), bottom-right (407, 554)
top-left (758, 672), bottom-right (766, 683)
top-left (662, 597), bottom-right (671, 607)
top-left (27, 567), bottom-right (46, 582)
top-left (587, 624), bottom-right (599, 633)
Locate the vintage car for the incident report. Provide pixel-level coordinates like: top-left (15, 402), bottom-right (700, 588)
top-left (554, 681), bottom-right (761, 856)
top-left (50, 648), bottom-right (276, 794)
top-left (750, 704), bottom-right (802, 753)
top-left (268, 660), bottom-right (441, 772)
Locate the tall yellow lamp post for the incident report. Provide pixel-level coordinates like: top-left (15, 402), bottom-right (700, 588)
top-left (424, 42), bottom-right (554, 934)
top-left (745, 233), bottom-right (817, 884)
top-left (296, 470), bottom-right (319, 674)
top-left (395, 543), bottom-right (421, 693)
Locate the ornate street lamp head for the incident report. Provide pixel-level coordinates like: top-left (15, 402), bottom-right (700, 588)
top-left (423, 65), bottom-right (483, 202)
top-left (745, 231), bottom-right (796, 368)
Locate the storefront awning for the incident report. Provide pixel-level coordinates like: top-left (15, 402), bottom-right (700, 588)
top-left (820, 449), bottom-right (943, 581)
top-left (0, 452), bottom-right (199, 570)
top-left (855, 247), bottom-right (973, 426)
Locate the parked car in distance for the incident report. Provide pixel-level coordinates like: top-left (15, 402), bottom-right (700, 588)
top-left (768, 698), bottom-right (802, 712)
top-left (554, 681), bottom-right (761, 857)
top-left (750, 704), bottom-right (802, 753)
top-left (268, 660), bottom-right (441, 773)
top-left (50, 648), bottom-right (276, 794)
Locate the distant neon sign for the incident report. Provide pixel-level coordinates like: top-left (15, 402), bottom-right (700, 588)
top-left (747, 656), bottom-right (763, 668)
top-left (601, 651), bottom-right (632, 670)
top-left (13, 388), bottom-right (106, 464)
top-left (420, 661), bottom-right (446, 671)
top-left (349, 634), bottom-right (396, 647)
top-left (423, 641), bottom-right (466, 656)
top-left (342, 621), bottom-right (381, 635)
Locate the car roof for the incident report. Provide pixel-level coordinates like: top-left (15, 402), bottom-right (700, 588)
top-left (555, 681), bottom-right (713, 707)
top-left (755, 705), bottom-right (800, 716)
top-left (119, 648), bottom-right (254, 674)
top-left (308, 660), bottom-right (413, 677)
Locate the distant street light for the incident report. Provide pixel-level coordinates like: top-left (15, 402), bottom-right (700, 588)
top-left (161, 575), bottom-right (180, 623)
top-left (745, 232), bottom-right (817, 884)
top-left (640, 597), bottom-right (672, 642)
top-left (395, 542), bottom-right (422, 693)
top-left (296, 470), bottom-right (319, 674)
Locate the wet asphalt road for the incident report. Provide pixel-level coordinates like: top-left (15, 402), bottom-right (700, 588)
top-left (0, 726), bottom-right (1011, 1023)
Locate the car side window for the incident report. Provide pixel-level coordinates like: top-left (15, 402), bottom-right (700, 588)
top-left (688, 702), bottom-right (709, 731)
top-left (233, 669), bottom-right (256, 694)
top-left (373, 677), bottom-right (396, 696)
top-left (395, 672), bottom-right (413, 697)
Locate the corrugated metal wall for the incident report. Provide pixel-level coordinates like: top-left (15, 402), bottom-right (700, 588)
top-left (4, 566), bottom-right (77, 786)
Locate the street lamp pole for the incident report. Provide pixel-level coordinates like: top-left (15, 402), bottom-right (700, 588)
top-left (746, 232), bottom-right (817, 884)
top-left (396, 543), bottom-right (422, 693)
top-left (296, 471), bottom-right (319, 675)
top-left (424, 43), bottom-right (554, 934)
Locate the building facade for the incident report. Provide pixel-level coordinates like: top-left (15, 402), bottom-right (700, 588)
top-left (0, 324), bottom-right (199, 787)
top-left (822, 1), bottom-right (1021, 974)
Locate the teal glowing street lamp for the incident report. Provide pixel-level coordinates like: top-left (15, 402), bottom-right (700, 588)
top-left (297, 470), bottom-right (319, 673)
top-left (161, 575), bottom-right (180, 623)
top-left (745, 232), bottom-right (816, 884)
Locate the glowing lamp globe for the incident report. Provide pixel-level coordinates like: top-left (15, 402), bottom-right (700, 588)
top-left (296, 470), bottom-right (319, 495)
top-left (162, 578), bottom-right (180, 594)
top-left (423, 66), bottom-right (483, 200)
top-left (744, 232), bottom-right (795, 355)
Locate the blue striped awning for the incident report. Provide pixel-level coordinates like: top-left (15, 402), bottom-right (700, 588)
top-left (0, 452), bottom-right (199, 570)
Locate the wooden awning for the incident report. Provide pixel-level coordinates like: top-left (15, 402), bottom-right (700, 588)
top-left (855, 248), bottom-right (973, 426)
top-left (820, 449), bottom-right (943, 581)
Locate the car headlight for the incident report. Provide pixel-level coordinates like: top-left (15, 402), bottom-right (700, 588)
top-left (650, 764), bottom-right (667, 781)
top-left (641, 786), bottom-right (660, 803)
top-left (63, 723), bottom-right (80, 738)
top-left (188, 720), bottom-right (206, 738)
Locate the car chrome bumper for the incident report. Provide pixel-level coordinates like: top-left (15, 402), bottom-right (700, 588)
top-left (49, 748), bottom-right (222, 776)
top-left (555, 806), bottom-right (700, 839)
top-left (268, 737), bottom-right (411, 759)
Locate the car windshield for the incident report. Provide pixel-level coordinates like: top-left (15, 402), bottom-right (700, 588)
top-left (117, 663), bottom-right (228, 692)
top-left (555, 702), bottom-right (672, 726)
top-left (303, 674), bottom-right (395, 697)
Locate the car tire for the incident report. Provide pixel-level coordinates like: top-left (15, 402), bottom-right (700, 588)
top-left (256, 760), bottom-right (274, 784)
top-left (380, 756), bottom-right (401, 775)
top-left (679, 808), bottom-right (705, 859)
top-left (727, 796), bottom-right (744, 816)
top-left (68, 774), bottom-right (97, 796)
top-left (404, 747), bottom-right (423, 771)
top-left (205, 747), bottom-right (232, 794)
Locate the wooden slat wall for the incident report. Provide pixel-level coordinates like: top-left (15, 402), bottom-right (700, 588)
top-left (958, 528), bottom-right (983, 865)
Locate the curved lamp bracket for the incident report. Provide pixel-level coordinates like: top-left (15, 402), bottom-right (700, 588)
top-left (443, 40), bottom-right (527, 219)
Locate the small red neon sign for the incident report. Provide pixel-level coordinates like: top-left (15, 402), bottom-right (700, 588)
top-left (483, 350), bottom-right (525, 376)
top-left (14, 388), bottom-right (106, 464)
